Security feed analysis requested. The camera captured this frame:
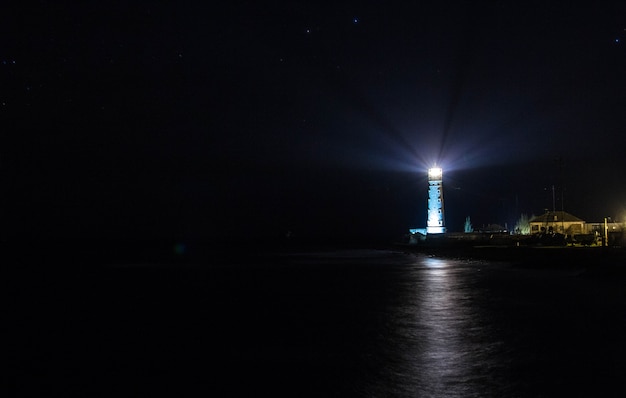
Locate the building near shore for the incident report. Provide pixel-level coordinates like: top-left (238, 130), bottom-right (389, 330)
top-left (529, 211), bottom-right (585, 235)
top-left (529, 210), bottom-right (624, 246)
top-left (529, 211), bottom-right (623, 235)
top-left (427, 167), bottom-right (446, 234)
top-left (409, 166), bottom-right (446, 238)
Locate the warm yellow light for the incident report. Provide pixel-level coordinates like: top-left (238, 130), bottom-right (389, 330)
top-left (428, 167), bottom-right (442, 178)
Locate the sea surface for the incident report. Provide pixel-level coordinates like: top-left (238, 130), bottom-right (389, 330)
top-left (11, 248), bottom-right (626, 397)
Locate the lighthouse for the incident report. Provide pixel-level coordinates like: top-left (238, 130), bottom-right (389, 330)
top-left (427, 167), bottom-right (446, 234)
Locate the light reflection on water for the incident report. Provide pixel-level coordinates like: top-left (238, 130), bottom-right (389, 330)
top-left (413, 257), bottom-right (472, 396)
top-left (25, 248), bottom-right (623, 397)
top-left (368, 255), bottom-right (510, 397)
top-left (345, 251), bottom-right (626, 398)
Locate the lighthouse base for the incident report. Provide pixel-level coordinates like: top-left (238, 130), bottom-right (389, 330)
top-left (427, 226), bottom-right (446, 234)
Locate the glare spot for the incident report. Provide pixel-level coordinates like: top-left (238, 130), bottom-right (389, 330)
top-left (174, 243), bottom-right (186, 255)
top-left (424, 257), bottom-right (449, 269)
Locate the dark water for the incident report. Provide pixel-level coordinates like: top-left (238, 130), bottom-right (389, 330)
top-left (11, 249), bottom-right (626, 397)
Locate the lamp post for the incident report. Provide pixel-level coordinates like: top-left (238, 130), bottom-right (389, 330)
top-left (604, 217), bottom-right (609, 247)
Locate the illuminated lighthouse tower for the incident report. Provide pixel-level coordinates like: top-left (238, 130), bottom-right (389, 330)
top-left (427, 167), bottom-right (446, 234)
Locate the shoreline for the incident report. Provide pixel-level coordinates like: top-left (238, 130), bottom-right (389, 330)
top-left (394, 242), bottom-right (626, 274)
top-left (5, 237), bottom-right (625, 272)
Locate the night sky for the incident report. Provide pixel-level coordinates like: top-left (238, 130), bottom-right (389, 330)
top-left (4, 1), bottom-right (625, 244)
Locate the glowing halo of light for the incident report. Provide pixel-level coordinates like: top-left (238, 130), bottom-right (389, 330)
top-left (428, 167), bottom-right (442, 178)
